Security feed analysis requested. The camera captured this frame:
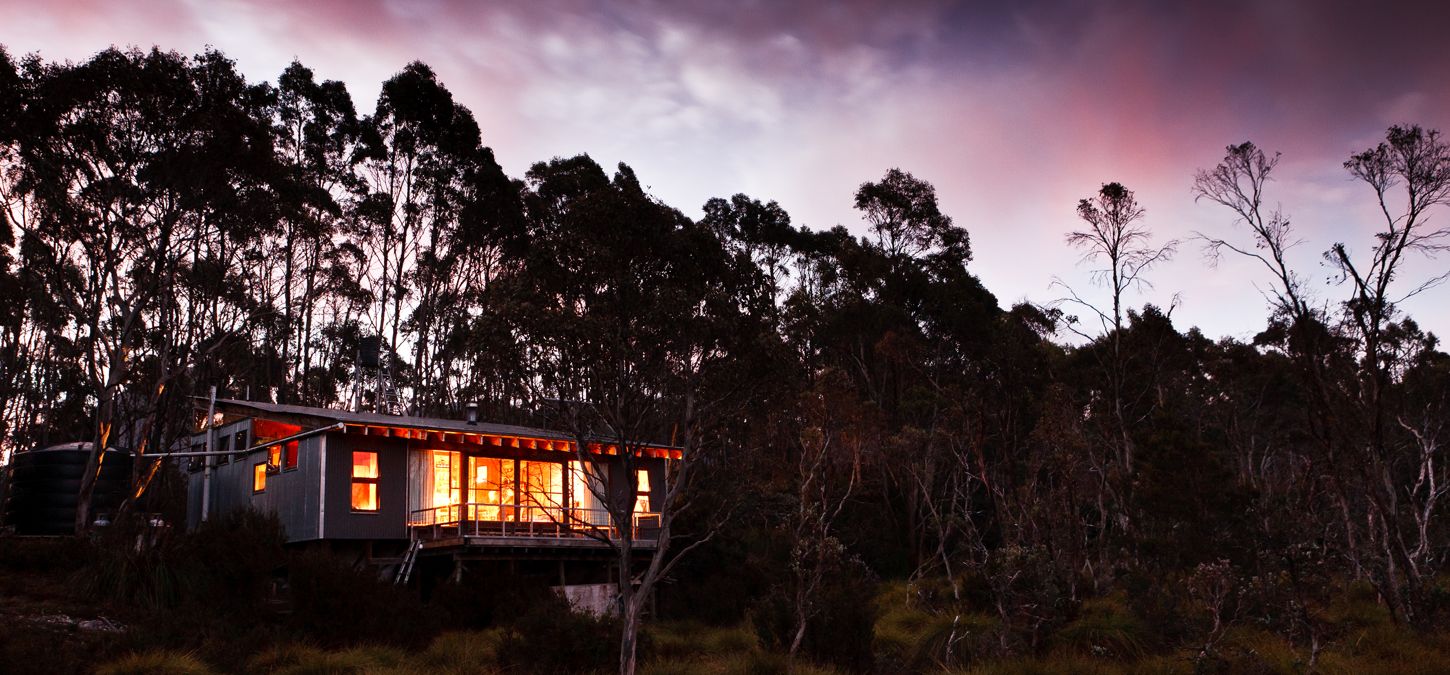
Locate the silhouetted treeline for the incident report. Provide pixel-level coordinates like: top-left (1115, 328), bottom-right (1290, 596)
top-left (3, 46), bottom-right (1450, 671)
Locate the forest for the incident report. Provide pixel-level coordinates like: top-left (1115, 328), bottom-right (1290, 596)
top-left (2, 45), bottom-right (1450, 675)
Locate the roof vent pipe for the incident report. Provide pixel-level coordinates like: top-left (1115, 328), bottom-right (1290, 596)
top-left (465, 401), bottom-right (479, 425)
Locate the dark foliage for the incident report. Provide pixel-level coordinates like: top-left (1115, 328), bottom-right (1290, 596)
top-left (496, 592), bottom-right (637, 675)
top-left (286, 549), bottom-right (439, 649)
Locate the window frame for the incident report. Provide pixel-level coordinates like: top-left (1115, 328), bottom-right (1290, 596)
top-left (283, 440), bottom-right (299, 472)
top-left (350, 451), bottom-right (380, 513)
top-left (252, 462), bottom-right (268, 493)
top-left (233, 429), bottom-right (248, 464)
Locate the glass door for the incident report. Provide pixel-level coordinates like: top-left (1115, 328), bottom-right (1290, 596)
top-left (467, 456), bottom-right (514, 522)
top-left (519, 460), bottom-right (564, 523)
top-left (408, 449), bottom-right (461, 524)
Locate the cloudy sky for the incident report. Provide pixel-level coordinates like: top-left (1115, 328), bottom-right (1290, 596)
top-left (4, 0), bottom-right (1449, 340)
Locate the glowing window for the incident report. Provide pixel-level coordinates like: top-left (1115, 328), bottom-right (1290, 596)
top-left (634, 469), bottom-right (652, 514)
top-left (351, 451), bottom-right (379, 511)
top-left (284, 440), bottom-right (299, 470)
top-left (269, 444), bottom-right (282, 469)
top-left (253, 463), bottom-right (267, 493)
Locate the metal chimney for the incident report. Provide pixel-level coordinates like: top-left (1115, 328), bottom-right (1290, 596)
top-left (465, 401), bottom-right (479, 425)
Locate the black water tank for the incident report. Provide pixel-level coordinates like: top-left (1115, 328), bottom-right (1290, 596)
top-left (358, 335), bottom-right (382, 369)
top-left (3, 442), bottom-right (133, 535)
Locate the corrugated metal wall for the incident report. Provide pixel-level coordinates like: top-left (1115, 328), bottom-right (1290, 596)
top-left (183, 420), bottom-right (328, 542)
top-left (321, 433), bottom-right (409, 540)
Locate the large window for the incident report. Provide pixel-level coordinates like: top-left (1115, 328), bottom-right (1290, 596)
top-left (351, 451), bottom-right (379, 511)
top-left (429, 450), bottom-right (461, 521)
top-left (467, 456), bottom-right (514, 521)
top-left (520, 461), bottom-right (563, 522)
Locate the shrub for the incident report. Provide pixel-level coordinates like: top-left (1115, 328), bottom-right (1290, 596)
top-left (287, 549), bottom-right (439, 649)
top-left (749, 554), bottom-right (877, 672)
top-left (496, 591), bottom-right (627, 674)
top-left (78, 512), bottom-right (186, 610)
top-left (430, 569), bottom-right (556, 629)
top-left (177, 507), bottom-right (286, 620)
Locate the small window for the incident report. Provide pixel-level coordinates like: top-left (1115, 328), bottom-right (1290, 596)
top-left (234, 429), bottom-right (248, 458)
top-left (284, 440), bottom-right (299, 471)
top-left (253, 462), bottom-right (267, 493)
top-left (268, 444), bottom-right (282, 470)
top-left (218, 435), bottom-right (231, 465)
top-left (351, 451), bottom-right (379, 511)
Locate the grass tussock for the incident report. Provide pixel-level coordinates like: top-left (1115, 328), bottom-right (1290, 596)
top-left (1322, 580), bottom-right (1393, 628)
top-left (243, 643), bottom-right (409, 674)
top-left (648, 620), bottom-right (759, 661)
top-left (95, 650), bottom-right (214, 675)
top-left (412, 629), bottom-right (505, 673)
top-left (874, 581), bottom-right (996, 668)
top-left (1051, 594), bottom-right (1149, 659)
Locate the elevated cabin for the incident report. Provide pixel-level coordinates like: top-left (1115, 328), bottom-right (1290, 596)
top-left (182, 400), bottom-right (675, 570)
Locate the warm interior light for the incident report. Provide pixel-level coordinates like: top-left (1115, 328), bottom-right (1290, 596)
top-left (351, 451), bottom-right (379, 511)
top-left (352, 451), bottom-right (379, 478)
top-left (429, 451), bottom-right (458, 511)
top-left (351, 482), bottom-right (377, 511)
top-left (634, 469), bottom-right (651, 514)
top-left (475, 465), bottom-right (488, 484)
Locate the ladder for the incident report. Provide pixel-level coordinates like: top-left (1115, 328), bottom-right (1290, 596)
top-left (395, 538), bottom-right (422, 586)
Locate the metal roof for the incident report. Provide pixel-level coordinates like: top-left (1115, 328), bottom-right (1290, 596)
top-left (211, 399), bottom-right (577, 441)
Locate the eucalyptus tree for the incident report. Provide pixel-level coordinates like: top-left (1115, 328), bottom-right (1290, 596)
top-left (1062, 182), bottom-right (1177, 474)
top-left (14, 48), bottom-right (283, 529)
top-left (0, 46), bottom-right (27, 457)
top-left (508, 156), bottom-right (776, 674)
top-left (1195, 126), bottom-right (1450, 625)
top-left (1329, 126), bottom-right (1450, 623)
top-left (354, 62), bottom-right (496, 412)
top-left (268, 60), bottom-right (364, 404)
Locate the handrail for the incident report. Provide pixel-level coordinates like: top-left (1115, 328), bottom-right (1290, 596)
top-left (407, 501), bottom-right (660, 541)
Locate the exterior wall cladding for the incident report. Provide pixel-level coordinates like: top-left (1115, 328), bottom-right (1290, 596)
top-left (186, 426), bottom-right (409, 542)
top-left (185, 416), bottom-right (668, 544)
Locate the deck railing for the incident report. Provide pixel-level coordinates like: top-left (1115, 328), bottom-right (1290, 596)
top-left (407, 501), bottom-right (661, 542)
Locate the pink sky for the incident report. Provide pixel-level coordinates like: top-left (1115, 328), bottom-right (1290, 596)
top-left (4, 0), bottom-right (1448, 340)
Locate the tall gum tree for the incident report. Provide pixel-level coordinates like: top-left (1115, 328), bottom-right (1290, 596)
top-left (508, 156), bottom-right (775, 675)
